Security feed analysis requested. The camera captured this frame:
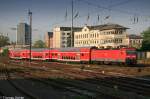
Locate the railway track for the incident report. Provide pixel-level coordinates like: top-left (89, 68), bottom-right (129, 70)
top-left (82, 77), bottom-right (150, 97)
top-left (30, 78), bottom-right (96, 98)
top-left (0, 62), bottom-right (96, 99)
top-left (28, 76), bottom-right (149, 99)
top-left (2, 60), bottom-right (150, 99)
top-left (68, 68), bottom-right (150, 97)
top-left (0, 63), bottom-right (39, 99)
top-left (29, 76), bottom-right (123, 99)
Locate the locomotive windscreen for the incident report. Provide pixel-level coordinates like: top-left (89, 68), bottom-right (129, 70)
top-left (126, 50), bottom-right (136, 55)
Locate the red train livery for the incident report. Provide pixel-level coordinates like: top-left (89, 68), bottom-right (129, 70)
top-left (9, 47), bottom-right (137, 65)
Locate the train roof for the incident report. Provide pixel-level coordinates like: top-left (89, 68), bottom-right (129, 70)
top-left (93, 47), bottom-right (136, 50)
top-left (53, 46), bottom-right (96, 52)
top-left (9, 48), bottom-right (27, 51)
top-left (29, 48), bottom-right (49, 51)
top-left (9, 48), bottom-right (49, 52)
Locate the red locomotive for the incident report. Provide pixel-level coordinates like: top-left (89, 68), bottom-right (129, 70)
top-left (9, 47), bottom-right (137, 65)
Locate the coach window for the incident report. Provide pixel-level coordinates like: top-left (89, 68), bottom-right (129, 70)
top-left (52, 53), bottom-right (53, 56)
top-left (81, 53), bottom-right (84, 56)
top-left (46, 53), bottom-right (49, 56)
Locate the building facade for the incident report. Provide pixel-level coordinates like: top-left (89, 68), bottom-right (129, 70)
top-left (126, 34), bottom-right (143, 49)
top-left (53, 27), bottom-right (82, 48)
top-left (45, 32), bottom-right (53, 48)
top-left (74, 24), bottom-right (129, 48)
top-left (17, 23), bottom-right (30, 45)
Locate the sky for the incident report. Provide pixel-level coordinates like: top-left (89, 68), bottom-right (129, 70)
top-left (0, 0), bottom-right (150, 42)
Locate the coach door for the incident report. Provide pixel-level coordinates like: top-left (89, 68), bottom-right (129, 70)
top-left (76, 53), bottom-right (80, 61)
top-left (58, 53), bottom-right (60, 59)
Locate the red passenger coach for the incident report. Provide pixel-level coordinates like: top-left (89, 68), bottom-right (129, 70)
top-left (9, 49), bottom-right (30, 59)
top-left (50, 49), bottom-right (59, 61)
top-left (53, 47), bottom-right (93, 63)
top-left (20, 49), bottom-right (30, 59)
top-left (9, 49), bottom-right (24, 59)
top-left (30, 49), bottom-right (50, 61)
top-left (31, 49), bottom-right (44, 60)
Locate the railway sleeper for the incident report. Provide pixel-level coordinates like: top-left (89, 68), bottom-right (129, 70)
top-left (30, 78), bottom-right (95, 99)
top-left (85, 78), bottom-right (150, 97)
top-left (49, 78), bottom-right (148, 99)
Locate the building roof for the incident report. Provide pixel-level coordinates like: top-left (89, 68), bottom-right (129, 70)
top-left (86, 23), bottom-right (129, 30)
top-left (47, 32), bottom-right (53, 37)
top-left (128, 34), bottom-right (142, 39)
top-left (59, 27), bottom-right (82, 31)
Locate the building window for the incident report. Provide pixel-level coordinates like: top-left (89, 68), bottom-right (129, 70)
top-left (62, 33), bottom-right (65, 35)
top-left (76, 35), bottom-right (78, 39)
top-left (97, 34), bottom-right (99, 38)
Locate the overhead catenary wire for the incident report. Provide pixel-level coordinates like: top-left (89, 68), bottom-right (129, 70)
top-left (51, 0), bottom-right (150, 27)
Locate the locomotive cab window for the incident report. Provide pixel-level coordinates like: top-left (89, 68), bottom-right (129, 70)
top-left (126, 50), bottom-right (136, 55)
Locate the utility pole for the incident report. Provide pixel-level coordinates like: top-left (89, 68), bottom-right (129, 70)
top-left (28, 10), bottom-right (32, 62)
top-left (71, 0), bottom-right (74, 47)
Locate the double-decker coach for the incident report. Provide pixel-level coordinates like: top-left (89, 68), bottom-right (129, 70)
top-left (51, 47), bottom-right (94, 63)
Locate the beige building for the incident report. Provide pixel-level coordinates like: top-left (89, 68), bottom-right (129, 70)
top-left (53, 26), bottom-right (82, 48)
top-left (126, 34), bottom-right (143, 49)
top-left (74, 23), bottom-right (129, 48)
top-left (45, 32), bottom-right (53, 48)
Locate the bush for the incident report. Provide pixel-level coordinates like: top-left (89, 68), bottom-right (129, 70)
top-left (2, 48), bottom-right (9, 56)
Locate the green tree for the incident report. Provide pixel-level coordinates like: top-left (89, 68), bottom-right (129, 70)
top-left (33, 40), bottom-right (46, 48)
top-left (141, 27), bottom-right (150, 51)
top-left (2, 48), bottom-right (9, 56)
top-left (0, 35), bottom-right (10, 47)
